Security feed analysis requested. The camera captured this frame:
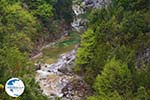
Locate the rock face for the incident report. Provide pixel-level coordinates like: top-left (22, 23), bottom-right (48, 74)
top-left (83, 0), bottom-right (111, 8)
top-left (36, 50), bottom-right (91, 100)
top-left (136, 48), bottom-right (150, 69)
top-left (71, 0), bottom-right (111, 32)
top-left (35, 1), bottom-right (111, 99)
top-left (71, 2), bottom-right (86, 32)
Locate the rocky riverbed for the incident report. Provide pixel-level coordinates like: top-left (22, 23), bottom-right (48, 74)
top-left (36, 50), bottom-right (91, 100)
top-left (35, 1), bottom-right (112, 99)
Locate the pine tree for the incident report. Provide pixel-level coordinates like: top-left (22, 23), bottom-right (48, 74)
top-left (75, 29), bottom-right (97, 84)
top-left (93, 58), bottom-right (132, 98)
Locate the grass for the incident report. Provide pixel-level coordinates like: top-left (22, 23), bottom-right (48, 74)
top-left (33, 32), bottom-right (80, 64)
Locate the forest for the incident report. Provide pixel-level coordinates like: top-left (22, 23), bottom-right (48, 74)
top-left (0, 0), bottom-right (73, 99)
top-left (0, 0), bottom-right (150, 100)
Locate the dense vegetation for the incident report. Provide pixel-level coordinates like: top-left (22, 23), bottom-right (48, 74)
top-left (1, 0), bottom-right (150, 100)
top-left (75, 0), bottom-right (150, 100)
top-left (0, 0), bottom-right (73, 99)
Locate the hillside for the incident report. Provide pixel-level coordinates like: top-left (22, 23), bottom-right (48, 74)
top-left (75, 0), bottom-right (150, 100)
top-left (0, 0), bottom-right (150, 100)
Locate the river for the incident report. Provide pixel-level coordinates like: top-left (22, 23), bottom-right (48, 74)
top-left (36, 50), bottom-right (91, 100)
top-left (35, 1), bottom-right (90, 99)
top-left (35, 0), bottom-right (111, 99)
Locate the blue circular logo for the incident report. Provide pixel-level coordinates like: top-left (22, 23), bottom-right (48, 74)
top-left (5, 78), bottom-right (25, 97)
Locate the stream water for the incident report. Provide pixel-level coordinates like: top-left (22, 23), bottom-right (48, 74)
top-left (35, 5), bottom-right (90, 97)
top-left (35, 1), bottom-right (90, 100)
top-left (36, 50), bottom-right (91, 100)
top-left (35, 0), bottom-right (111, 99)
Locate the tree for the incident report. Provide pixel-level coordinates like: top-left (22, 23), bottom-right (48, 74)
top-left (0, 2), bottom-right (37, 41)
top-left (93, 58), bottom-right (132, 98)
top-left (121, 12), bottom-right (147, 38)
top-left (25, 0), bottom-right (54, 20)
top-left (54, 0), bottom-right (73, 25)
top-left (0, 0), bottom-right (38, 53)
top-left (75, 0), bottom-right (150, 99)
top-left (3, 33), bottom-right (33, 52)
top-left (0, 46), bottom-right (30, 82)
top-left (0, 46), bottom-right (48, 100)
top-left (74, 29), bottom-right (97, 84)
top-left (135, 86), bottom-right (150, 100)
top-left (35, 3), bottom-right (53, 20)
top-left (76, 29), bottom-right (96, 65)
top-left (88, 91), bottom-right (123, 100)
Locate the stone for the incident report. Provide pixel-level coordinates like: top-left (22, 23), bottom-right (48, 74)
top-left (35, 63), bottom-right (41, 70)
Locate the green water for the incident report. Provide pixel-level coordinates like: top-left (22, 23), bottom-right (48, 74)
top-left (56, 32), bottom-right (80, 47)
top-left (34, 32), bottom-right (80, 64)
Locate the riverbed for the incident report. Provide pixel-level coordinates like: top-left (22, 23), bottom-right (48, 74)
top-left (35, 49), bottom-right (91, 100)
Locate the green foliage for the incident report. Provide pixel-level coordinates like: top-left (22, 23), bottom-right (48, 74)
top-left (94, 58), bottom-right (132, 96)
top-left (21, 78), bottom-right (48, 100)
top-left (26, 0), bottom-right (53, 20)
top-left (88, 91), bottom-right (123, 100)
top-left (76, 29), bottom-right (96, 66)
top-left (0, 1), bottom-right (38, 53)
top-left (0, 46), bottom-right (48, 100)
top-left (112, 0), bottom-right (150, 11)
top-left (54, 0), bottom-right (73, 25)
top-left (0, 46), bottom-right (30, 80)
top-left (135, 87), bottom-right (150, 100)
top-left (21, 0), bottom-right (73, 41)
top-left (0, 0), bottom-right (62, 99)
top-left (134, 70), bottom-right (150, 89)
top-left (3, 33), bottom-right (33, 52)
top-left (35, 3), bottom-right (53, 19)
top-left (75, 29), bottom-right (96, 83)
top-left (0, 84), bottom-right (4, 92)
top-left (0, 1), bottom-right (37, 42)
top-left (75, 0), bottom-right (150, 99)
top-left (121, 12), bottom-right (147, 37)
